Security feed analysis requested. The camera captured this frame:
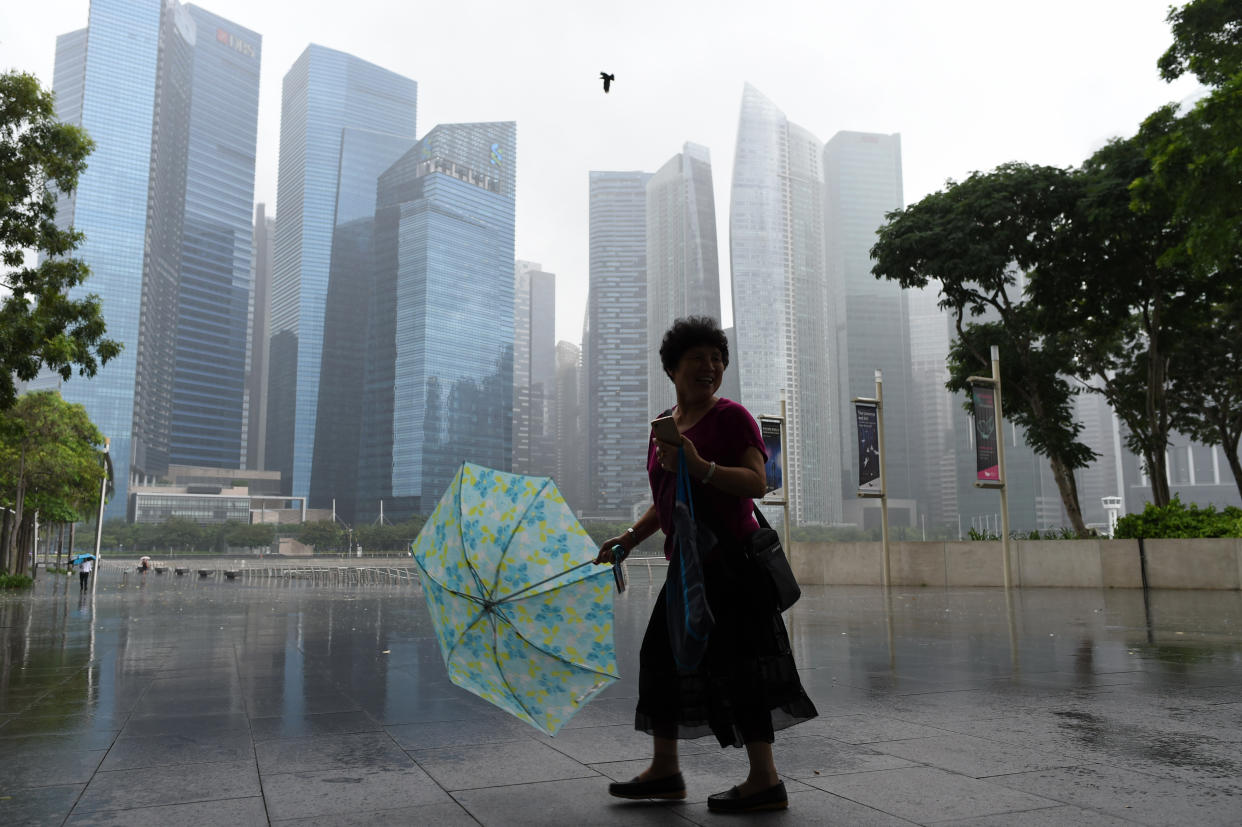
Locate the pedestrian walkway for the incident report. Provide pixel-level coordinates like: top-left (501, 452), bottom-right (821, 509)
top-left (1, 565), bottom-right (1240, 825)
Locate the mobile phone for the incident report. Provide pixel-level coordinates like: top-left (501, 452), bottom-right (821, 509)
top-left (650, 415), bottom-right (681, 445)
top-left (610, 544), bottom-right (628, 593)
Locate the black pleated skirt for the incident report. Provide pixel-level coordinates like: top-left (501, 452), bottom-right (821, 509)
top-left (634, 545), bottom-right (818, 748)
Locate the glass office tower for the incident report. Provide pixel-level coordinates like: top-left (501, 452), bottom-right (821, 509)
top-left (157, 4), bottom-right (261, 472)
top-left (50, 0), bottom-right (163, 518)
top-left (310, 127), bottom-right (416, 521)
top-left (586, 170), bottom-right (652, 519)
top-left (358, 122), bottom-right (517, 521)
top-left (267, 45), bottom-right (417, 498)
top-left (645, 143), bottom-right (721, 420)
top-left (730, 84), bottom-right (841, 525)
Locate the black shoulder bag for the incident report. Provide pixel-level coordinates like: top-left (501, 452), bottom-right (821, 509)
top-left (745, 507), bottom-right (801, 612)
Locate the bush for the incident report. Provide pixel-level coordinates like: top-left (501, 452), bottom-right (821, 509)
top-left (1114, 497), bottom-right (1242, 539)
top-left (0, 574), bottom-right (34, 589)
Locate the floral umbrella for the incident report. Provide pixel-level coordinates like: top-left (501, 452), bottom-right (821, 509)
top-left (411, 462), bottom-right (619, 736)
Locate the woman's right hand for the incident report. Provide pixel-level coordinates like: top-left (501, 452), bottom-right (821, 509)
top-left (594, 536), bottom-right (629, 564)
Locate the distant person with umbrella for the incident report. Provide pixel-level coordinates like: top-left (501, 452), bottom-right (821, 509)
top-left (75, 555), bottom-right (94, 591)
top-left (595, 316), bottom-right (817, 813)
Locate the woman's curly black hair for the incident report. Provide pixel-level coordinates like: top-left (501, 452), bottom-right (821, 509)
top-left (659, 316), bottom-right (729, 376)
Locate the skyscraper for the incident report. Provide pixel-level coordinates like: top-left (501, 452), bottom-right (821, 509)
top-left (50, 0), bottom-right (260, 517)
top-left (357, 121), bottom-right (517, 521)
top-left (729, 84), bottom-right (840, 525)
top-left (646, 143), bottom-right (721, 419)
top-left (586, 170), bottom-right (651, 519)
top-left (513, 261), bottom-right (557, 477)
top-left (156, 4), bottom-right (261, 472)
top-left (554, 340), bottom-right (586, 513)
top-left (244, 203), bottom-right (275, 470)
top-left (823, 131), bottom-right (915, 524)
top-left (267, 45), bottom-right (417, 498)
top-left (309, 127), bottom-right (417, 520)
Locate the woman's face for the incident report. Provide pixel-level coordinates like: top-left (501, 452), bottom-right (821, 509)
top-left (669, 344), bottom-right (724, 401)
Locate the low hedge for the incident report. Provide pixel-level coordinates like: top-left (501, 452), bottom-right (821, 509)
top-left (1114, 497), bottom-right (1242, 539)
top-left (0, 574), bottom-right (35, 589)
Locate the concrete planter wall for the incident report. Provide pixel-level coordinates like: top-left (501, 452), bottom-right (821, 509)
top-left (790, 538), bottom-right (1242, 589)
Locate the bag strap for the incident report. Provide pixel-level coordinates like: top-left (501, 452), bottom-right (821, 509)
top-left (675, 445), bottom-right (695, 520)
top-left (752, 504), bottom-right (773, 530)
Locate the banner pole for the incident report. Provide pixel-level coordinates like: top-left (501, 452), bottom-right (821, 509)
top-left (780, 396), bottom-right (791, 561)
top-left (876, 370), bottom-right (890, 590)
top-left (992, 346), bottom-right (1012, 590)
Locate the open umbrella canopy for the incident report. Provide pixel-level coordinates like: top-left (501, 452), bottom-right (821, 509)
top-left (411, 462), bottom-right (619, 736)
top-left (70, 553), bottom-right (97, 565)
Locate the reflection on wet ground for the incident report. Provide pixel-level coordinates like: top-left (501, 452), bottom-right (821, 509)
top-left (1, 565), bottom-right (1240, 825)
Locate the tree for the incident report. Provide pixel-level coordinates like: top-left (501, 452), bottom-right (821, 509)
top-left (297, 520), bottom-right (343, 552)
top-left (1168, 275), bottom-right (1242, 498)
top-left (0, 391), bottom-right (104, 573)
top-left (871, 163), bottom-right (1097, 535)
top-left (227, 522), bottom-right (276, 550)
top-left (1130, 1), bottom-right (1242, 277)
top-left (1030, 132), bottom-right (1202, 508)
top-left (1, 71), bottom-right (121, 410)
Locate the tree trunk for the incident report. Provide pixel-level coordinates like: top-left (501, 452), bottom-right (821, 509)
top-left (14, 516), bottom-right (32, 576)
top-left (0, 509), bottom-right (11, 573)
top-left (7, 447), bottom-right (27, 574)
top-left (56, 523), bottom-right (65, 568)
top-left (1225, 446), bottom-right (1242, 505)
top-left (1145, 446), bottom-right (1172, 508)
top-left (68, 522), bottom-right (77, 563)
top-left (1048, 454), bottom-right (1090, 536)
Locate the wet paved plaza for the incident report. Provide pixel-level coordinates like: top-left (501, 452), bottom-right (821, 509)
top-left (1, 563), bottom-right (1241, 825)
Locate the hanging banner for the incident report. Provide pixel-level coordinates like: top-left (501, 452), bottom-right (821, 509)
top-left (759, 416), bottom-right (785, 504)
top-left (855, 402), bottom-right (881, 494)
top-left (972, 384), bottom-right (1000, 482)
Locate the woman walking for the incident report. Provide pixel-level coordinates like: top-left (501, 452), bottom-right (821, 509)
top-left (596, 316), bottom-right (817, 814)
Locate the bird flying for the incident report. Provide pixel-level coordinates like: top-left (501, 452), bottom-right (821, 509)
top-left (600, 72), bottom-right (615, 93)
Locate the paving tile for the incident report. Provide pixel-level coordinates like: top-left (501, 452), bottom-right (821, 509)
top-left (766, 734), bottom-right (919, 778)
top-left (74, 760), bottom-right (261, 813)
top-left (455, 776), bottom-right (690, 826)
top-left (869, 733), bottom-right (1083, 778)
top-left (255, 731), bottom-right (412, 774)
top-left (805, 766), bottom-right (1059, 823)
top-left (261, 765), bottom-right (451, 822)
top-left (251, 710), bottom-right (382, 742)
top-left (536, 723), bottom-right (679, 765)
top-left (0, 783), bottom-right (85, 827)
top-left (993, 763), bottom-right (1242, 826)
top-left (99, 730), bottom-right (255, 771)
top-left (789, 713), bottom-right (954, 744)
top-left (119, 711), bottom-right (250, 738)
top-left (935, 804), bottom-right (1141, 826)
top-left (64, 795), bottom-right (268, 826)
top-left (270, 802), bottom-right (478, 826)
top-left (0, 747), bottom-right (106, 789)
top-left (385, 714), bottom-right (533, 750)
top-left (412, 737), bottom-right (598, 790)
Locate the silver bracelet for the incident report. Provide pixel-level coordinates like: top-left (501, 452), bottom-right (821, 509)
top-left (702, 461), bottom-right (717, 484)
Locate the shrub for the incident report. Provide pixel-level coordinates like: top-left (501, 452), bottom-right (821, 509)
top-left (1114, 497), bottom-right (1242, 539)
top-left (0, 574), bottom-right (35, 589)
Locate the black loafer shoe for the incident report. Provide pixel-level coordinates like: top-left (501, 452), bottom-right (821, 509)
top-left (608, 772), bottom-right (687, 800)
top-left (707, 781), bottom-right (788, 813)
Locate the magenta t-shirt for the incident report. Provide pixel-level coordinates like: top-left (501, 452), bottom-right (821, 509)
top-left (647, 398), bottom-right (767, 559)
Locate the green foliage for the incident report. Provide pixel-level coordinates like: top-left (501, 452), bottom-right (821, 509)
top-left (1135, 2), bottom-right (1242, 276)
top-left (297, 520), bottom-right (344, 551)
top-left (1114, 496), bottom-right (1242, 539)
top-left (226, 522), bottom-right (275, 549)
top-left (45, 566), bottom-right (69, 575)
top-left (1, 71), bottom-right (120, 410)
top-left (0, 574), bottom-right (34, 589)
top-left (355, 517), bottom-right (426, 551)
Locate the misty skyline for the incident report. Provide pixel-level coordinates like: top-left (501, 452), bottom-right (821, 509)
top-left (2, 0), bottom-right (1201, 345)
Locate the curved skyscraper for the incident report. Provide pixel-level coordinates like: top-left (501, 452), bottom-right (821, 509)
top-left (267, 45), bottom-right (417, 499)
top-left (646, 143), bottom-right (721, 420)
top-left (729, 84), bottom-right (841, 525)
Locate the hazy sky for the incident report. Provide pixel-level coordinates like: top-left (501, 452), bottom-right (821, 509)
top-left (2, 0), bottom-right (1200, 343)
